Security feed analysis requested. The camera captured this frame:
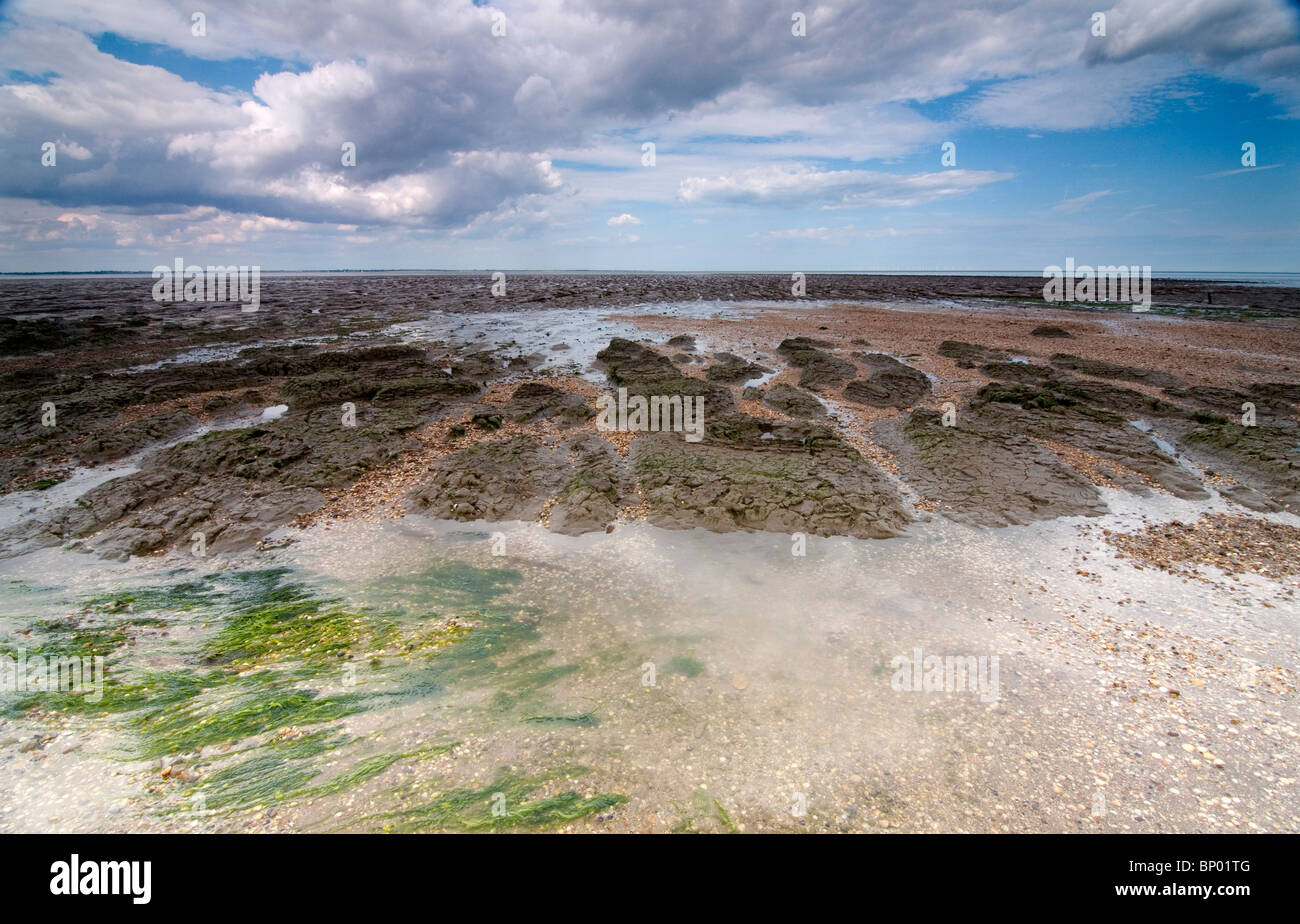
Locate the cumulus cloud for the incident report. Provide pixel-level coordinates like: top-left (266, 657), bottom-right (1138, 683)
top-left (1082, 0), bottom-right (1300, 115)
top-left (607, 213), bottom-right (641, 226)
top-left (0, 198), bottom-right (317, 255)
top-left (58, 140), bottom-right (93, 160)
top-left (1083, 0), bottom-right (1298, 67)
top-left (0, 0), bottom-right (1296, 263)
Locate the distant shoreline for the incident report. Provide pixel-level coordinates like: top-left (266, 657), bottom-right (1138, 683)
top-left (3, 271), bottom-right (1297, 316)
top-left (3, 269), bottom-right (1299, 286)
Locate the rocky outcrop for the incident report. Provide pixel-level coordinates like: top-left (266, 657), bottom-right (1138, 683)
top-left (775, 338), bottom-right (856, 391)
top-left (761, 384), bottom-right (826, 419)
top-left (705, 352), bottom-right (771, 384)
top-left (632, 434), bottom-right (910, 539)
top-left (891, 408), bottom-right (1107, 526)
top-left (843, 354), bottom-right (932, 408)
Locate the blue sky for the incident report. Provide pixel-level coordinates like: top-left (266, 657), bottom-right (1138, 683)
top-left (1, 0), bottom-right (1297, 272)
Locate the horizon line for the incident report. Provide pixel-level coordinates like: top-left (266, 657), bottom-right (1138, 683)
top-left (3, 268), bottom-right (1298, 277)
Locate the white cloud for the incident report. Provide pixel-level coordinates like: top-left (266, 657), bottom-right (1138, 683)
top-left (1052, 189), bottom-right (1115, 213)
top-left (58, 139), bottom-right (93, 160)
top-left (747, 225), bottom-right (931, 241)
top-left (748, 226), bottom-right (842, 241)
top-left (0, 0), bottom-right (1296, 262)
top-left (679, 165), bottom-right (1012, 208)
top-left (1201, 163), bottom-right (1284, 178)
top-left (1084, 0), bottom-right (1298, 67)
top-left (967, 60), bottom-right (1191, 131)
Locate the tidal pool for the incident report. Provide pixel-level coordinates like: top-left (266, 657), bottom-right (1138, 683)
top-left (2, 492), bottom-right (1296, 833)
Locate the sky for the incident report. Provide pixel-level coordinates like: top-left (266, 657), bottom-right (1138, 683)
top-left (1, 0), bottom-right (1298, 272)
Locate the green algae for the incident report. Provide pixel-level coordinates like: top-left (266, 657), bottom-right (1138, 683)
top-left (636, 448), bottom-right (817, 481)
top-left (366, 560), bottom-right (522, 610)
top-left (397, 606), bottom-right (544, 701)
top-left (903, 412), bottom-right (959, 463)
top-left (365, 766), bottom-right (626, 832)
top-left (559, 469), bottom-right (618, 503)
top-left (24, 617), bottom-right (166, 659)
top-left (665, 655), bottom-right (704, 678)
top-left (204, 597), bottom-right (398, 675)
top-left (523, 711), bottom-right (599, 726)
top-left (10, 558), bottom-right (616, 825)
top-left (9, 669), bottom-right (214, 721)
top-left (191, 747), bottom-right (324, 811)
top-left (77, 568), bottom-right (311, 620)
top-left (303, 741), bottom-right (457, 798)
top-left (184, 733), bottom-right (457, 812)
top-left (497, 651), bottom-right (579, 690)
top-left (134, 686), bottom-right (364, 759)
top-left (671, 789), bottom-right (739, 834)
top-left (85, 580), bottom-right (223, 614)
top-left (1186, 420), bottom-right (1290, 460)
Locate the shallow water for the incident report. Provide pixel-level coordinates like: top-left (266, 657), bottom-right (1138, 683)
top-left (0, 409), bottom-right (285, 545)
top-left (124, 335), bottom-right (339, 373)
top-left (383, 301), bottom-right (814, 381)
top-left (3, 485), bottom-right (1295, 833)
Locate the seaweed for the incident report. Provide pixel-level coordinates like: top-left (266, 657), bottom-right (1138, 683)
top-left (670, 789), bottom-right (739, 834)
top-left (8, 559), bottom-right (613, 824)
top-left (204, 597), bottom-right (397, 675)
top-left (365, 766), bottom-right (626, 832)
top-left (134, 686), bottom-right (364, 759)
top-left (664, 655), bottom-right (705, 678)
top-left (185, 733), bottom-right (456, 812)
top-left (523, 711), bottom-right (599, 726)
